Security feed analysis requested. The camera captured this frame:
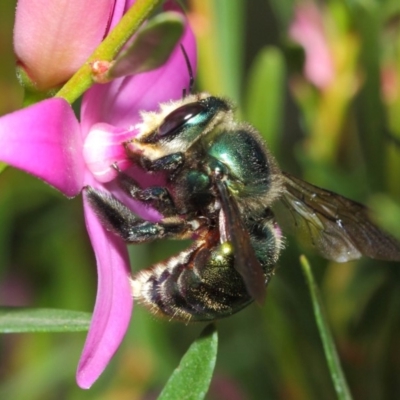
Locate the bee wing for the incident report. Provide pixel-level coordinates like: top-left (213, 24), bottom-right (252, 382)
top-left (275, 172), bottom-right (400, 262)
top-left (216, 180), bottom-right (266, 304)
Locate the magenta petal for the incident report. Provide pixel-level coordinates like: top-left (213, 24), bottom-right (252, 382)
top-left (108, 0), bottom-right (133, 31)
top-left (0, 98), bottom-right (84, 197)
top-left (77, 194), bottom-right (133, 389)
top-left (83, 123), bottom-right (135, 182)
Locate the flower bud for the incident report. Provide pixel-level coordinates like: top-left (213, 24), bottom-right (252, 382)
top-left (14, 0), bottom-right (117, 91)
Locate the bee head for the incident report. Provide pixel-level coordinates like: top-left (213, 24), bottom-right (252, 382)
top-left (125, 94), bottom-right (232, 160)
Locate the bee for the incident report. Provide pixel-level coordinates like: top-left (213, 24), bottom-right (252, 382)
top-left (86, 63), bottom-right (400, 323)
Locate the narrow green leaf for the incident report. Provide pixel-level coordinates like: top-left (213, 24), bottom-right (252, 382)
top-left (300, 256), bottom-right (353, 400)
top-left (212, 0), bottom-right (245, 103)
top-left (158, 324), bottom-right (218, 400)
top-left (0, 307), bottom-right (91, 333)
top-left (109, 12), bottom-right (185, 78)
top-left (244, 46), bottom-right (285, 155)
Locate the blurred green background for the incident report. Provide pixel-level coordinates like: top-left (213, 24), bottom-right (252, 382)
top-left (1, 0), bottom-right (400, 399)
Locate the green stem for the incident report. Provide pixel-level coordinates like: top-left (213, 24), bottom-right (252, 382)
top-left (56, 0), bottom-right (163, 103)
top-left (300, 255), bottom-right (353, 400)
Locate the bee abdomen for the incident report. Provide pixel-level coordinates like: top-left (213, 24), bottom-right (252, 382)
top-left (130, 241), bottom-right (254, 322)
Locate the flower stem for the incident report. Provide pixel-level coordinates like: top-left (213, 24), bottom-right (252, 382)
top-left (56, 0), bottom-right (164, 104)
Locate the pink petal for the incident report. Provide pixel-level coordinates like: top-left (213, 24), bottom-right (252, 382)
top-left (77, 191), bottom-right (133, 389)
top-left (81, 3), bottom-right (197, 133)
top-left (0, 98), bottom-right (84, 197)
top-left (124, 0), bottom-right (136, 12)
top-left (14, 0), bottom-right (117, 90)
top-left (83, 123), bottom-right (136, 182)
top-left (109, 0), bottom-right (133, 31)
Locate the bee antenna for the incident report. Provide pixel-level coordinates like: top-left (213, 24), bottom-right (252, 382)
top-left (180, 44), bottom-right (194, 98)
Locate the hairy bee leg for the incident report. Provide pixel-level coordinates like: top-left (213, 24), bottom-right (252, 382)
top-left (85, 186), bottom-right (187, 242)
top-left (126, 152), bottom-right (185, 174)
top-left (115, 170), bottom-right (177, 215)
top-left (122, 217), bottom-right (187, 243)
top-left (137, 187), bottom-right (177, 215)
top-left (141, 153), bottom-right (185, 173)
top-left (86, 186), bottom-right (139, 236)
top-left (111, 153), bottom-right (186, 215)
top-left (140, 152), bottom-right (185, 182)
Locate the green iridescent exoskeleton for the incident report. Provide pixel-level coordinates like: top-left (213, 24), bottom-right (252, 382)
top-left (86, 93), bottom-right (400, 323)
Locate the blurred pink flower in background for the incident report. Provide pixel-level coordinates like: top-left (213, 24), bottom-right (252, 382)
top-left (1, 0), bottom-right (196, 389)
top-left (289, 2), bottom-right (335, 89)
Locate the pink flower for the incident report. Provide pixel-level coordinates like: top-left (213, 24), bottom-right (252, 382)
top-left (14, 0), bottom-right (129, 91)
top-left (1, 2), bottom-right (196, 389)
top-left (289, 3), bottom-right (335, 89)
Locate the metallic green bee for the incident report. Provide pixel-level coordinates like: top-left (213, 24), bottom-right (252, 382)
top-left (86, 92), bottom-right (400, 323)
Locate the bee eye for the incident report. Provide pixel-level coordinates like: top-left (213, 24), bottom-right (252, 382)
top-left (158, 102), bottom-right (206, 137)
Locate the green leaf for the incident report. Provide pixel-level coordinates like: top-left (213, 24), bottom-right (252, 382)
top-left (300, 256), bottom-right (353, 400)
top-left (158, 324), bottom-right (218, 400)
top-left (244, 46), bottom-right (285, 155)
top-left (0, 307), bottom-right (91, 333)
top-left (109, 12), bottom-right (185, 78)
top-left (212, 0), bottom-right (245, 103)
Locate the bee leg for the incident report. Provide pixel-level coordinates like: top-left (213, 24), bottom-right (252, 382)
top-left (137, 187), bottom-right (176, 215)
top-left (115, 170), bottom-right (177, 215)
top-left (139, 152), bottom-right (185, 182)
top-left (122, 216), bottom-right (186, 243)
top-left (127, 152), bottom-right (184, 175)
top-left (85, 186), bottom-right (186, 243)
top-left (140, 153), bottom-right (185, 174)
top-left (110, 153), bottom-right (185, 215)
